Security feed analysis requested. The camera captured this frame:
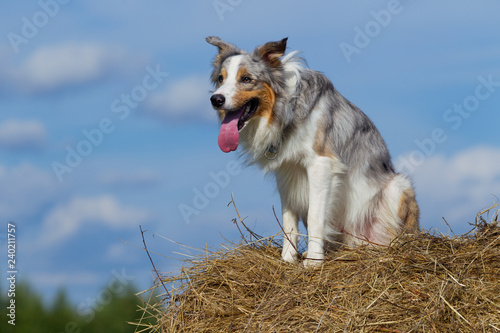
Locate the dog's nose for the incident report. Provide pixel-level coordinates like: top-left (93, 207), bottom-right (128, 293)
top-left (210, 94), bottom-right (225, 108)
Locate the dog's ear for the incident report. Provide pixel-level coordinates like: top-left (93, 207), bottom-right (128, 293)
top-left (253, 38), bottom-right (288, 66)
top-left (206, 36), bottom-right (241, 83)
top-left (206, 36), bottom-right (238, 54)
top-left (206, 36), bottom-right (241, 71)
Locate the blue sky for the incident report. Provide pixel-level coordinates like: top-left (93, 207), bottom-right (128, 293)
top-left (1, 0), bottom-right (500, 310)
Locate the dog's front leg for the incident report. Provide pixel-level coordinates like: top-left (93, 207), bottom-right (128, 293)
top-left (277, 167), bottom-right (307, 264)
top-left (281, 208), bottom-right (300, 263)
top-left (304, 156), bottom-right (345, 267)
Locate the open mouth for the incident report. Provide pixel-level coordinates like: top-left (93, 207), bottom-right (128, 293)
top-left (217, 98), bottom-right (259, 153)
top-left (235, 98), bottom-right (259, 131)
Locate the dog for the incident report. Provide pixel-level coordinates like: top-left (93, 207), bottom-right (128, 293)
top-left (207, 36), bottom-right (419, 266)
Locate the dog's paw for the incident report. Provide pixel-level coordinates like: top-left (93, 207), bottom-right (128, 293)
top-left (302, 250), bottom-right (325, 268)
top-left (303, 258), bottom-right (324, 268)
top-left (281, 251), bottom-right (299, 264)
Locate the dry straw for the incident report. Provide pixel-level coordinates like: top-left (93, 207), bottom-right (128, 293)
top-left (134, 204), bottom-right (500, 332)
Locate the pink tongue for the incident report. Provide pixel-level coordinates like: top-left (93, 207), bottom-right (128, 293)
top-left (218, 109), bottom-right (245, 153)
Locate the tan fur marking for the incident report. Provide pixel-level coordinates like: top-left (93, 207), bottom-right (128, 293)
top-left (231, 82), bottom-right (275, 123)
top-left (398, 188), bottom-right (420, 232)
top-left (258, 83), bottom-right (276, 124)
top-left (313, 119), bottom-right (335, 158)
top-left (217, 109), bottom-right (226, 121)
top-left (236, 67), bottom-right (249, 80)
top-left (220, 67), bottom-right (227, 81)
top-left (216, 68), bottom-right (228, 121)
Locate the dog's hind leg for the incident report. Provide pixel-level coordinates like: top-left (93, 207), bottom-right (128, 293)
top-left (396, 178), bottom-right (420, 233)
top-left (370, 174), bottom-right (420, 245)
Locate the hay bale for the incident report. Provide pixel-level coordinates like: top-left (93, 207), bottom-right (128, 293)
top-left (137, 208), bottom-right (500, 332)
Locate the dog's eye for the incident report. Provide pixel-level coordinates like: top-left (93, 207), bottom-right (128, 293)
top-left (241, 76), bottom-right (252, 83)
top-left (217, 75), bottom-right (223, 84)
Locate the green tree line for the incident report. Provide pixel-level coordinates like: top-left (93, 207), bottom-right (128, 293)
top-left (1, 281), bottom-right (155, 333)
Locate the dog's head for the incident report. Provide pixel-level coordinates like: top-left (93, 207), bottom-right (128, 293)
top-left (206, 36), bottom-right (288, 153)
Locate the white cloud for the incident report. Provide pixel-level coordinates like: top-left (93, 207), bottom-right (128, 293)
top-left (403, 146), bottom-right (500, 229)
top-left (40, 195), bottom-right (151, 246)
top-left (0, 119), bottom-right (46, 150)
top-left (145, 75), bottom-right (214, 121)
top-left (0, 163), bottom-right (57, 220)
top-left (2, 42), bottom-right (142, 93)
top-left (19, 42), bottom-right (122, 92)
